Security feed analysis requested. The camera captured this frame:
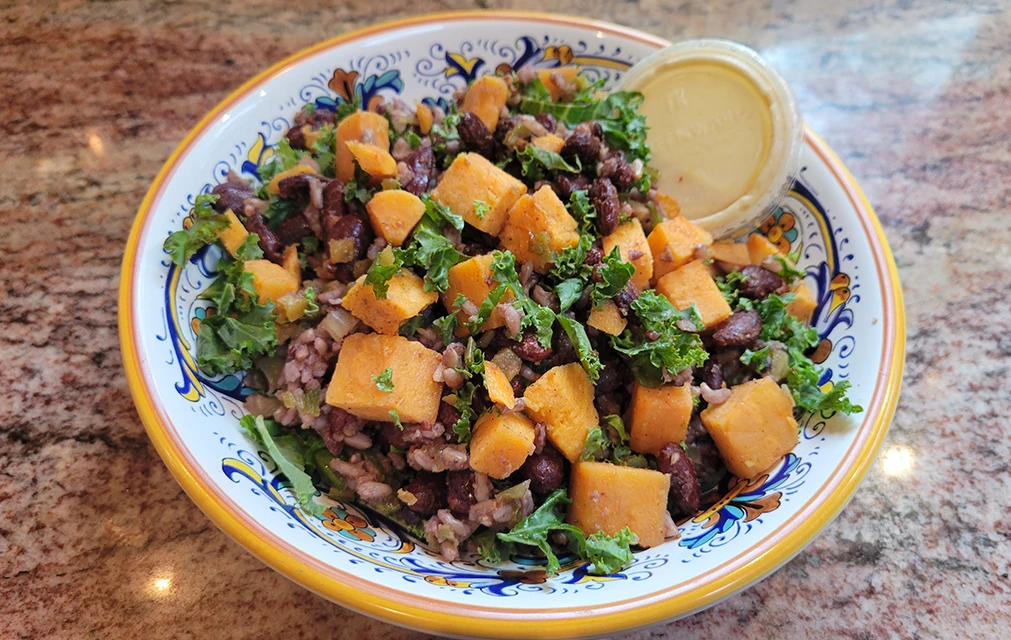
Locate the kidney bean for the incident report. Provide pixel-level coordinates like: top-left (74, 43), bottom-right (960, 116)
top-left (611, 282), bottom-right (640, 316)
top-left (274, 214), bottom-right (312, 246)
top-left (657, 442), bottom-right (701, 516)
top-left (458, 111), bottom-right (495, 157)
top-left (446, 470), bottom-right (478, 517)
top-left (554, 172), bottom-right (590, 200)
top-left (511, 331), bottom-right (552, 364)
top-left (702, 359), bottom-right (724, 391)
top-left (376, 420), bottom-right (409, 451)
top-left (401, 142), bottom-right (434, 195)
top-left (561, 130), bottom-right (601, 168)
top-left (712, 311), bottom-right (763, 347)
top-left (584, 244), bottom-right (604, 266)
top-left (243, 213), bottom-right (282, 263)
top-left (285, 126), bottom-right (307, 150)
top-left (533, 112), bottom-right (557, 132)
top-left (327, 214), bottom-right (372, 260)
top-left (519, 444), bottom-right (565, 494)
top-left (276, 173), bottom-right (314, 199)
top-left (738, 265), bottom-right (788, 299)
top-left (403, 472), bottom-right (447, 516)
top-left (589, 177), bottom-right (620, 236)
top-left (210, 181), bottom-right (254, 214)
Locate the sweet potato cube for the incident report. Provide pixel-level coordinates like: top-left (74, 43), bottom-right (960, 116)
top-left (335, 111), bottom-right (390, 182)
top-left (345, 141), bottom-right (398, 181)
top-left (537, 66), bottom-right (580, 102)
top-left (266, 164), bottom-right (316, 196)
top-left (326, 334), bottom-right (443, 424)
top-left (461, 75), bottom-right (510, 131)
top-left (709, 241), bottom-right (751, 269)
top-left (568, 461), bottom-right (671, 549)
top-left (700, 377), bottom-right (798, 479)
top-left (342, 271), bottom-right (438, 335)
top-left (523, 363), bottom-right (599, 463)
top-left (483, 362), bottom-right (516, 409)
top-left (244, 259), bottom-right (299, 305)
top-left (415, 102), bottom-right (434, 134)
top-left (587, 300), bottom-right (627, 336)
top-left (499, 186), bottom-right (580, 273)
top-left (656, 260), bottom-right (732, 330)
top-left (654, 192), bottom-right (681, 219)
top-left (469, 410), bottom-right (535, 479)
top-left (629, 383), bottom-right (693, 455)
top-left (366, 190), bottom-right (426, 246)
top-left (648, 217), bottom-right (714, 282)
top-left (217, 209), bottom-right (249, 258)
top-left (603, 219), bottom-right (653, 290)
top-left (281, 245), bottom-right (301, 284)
top-left (787, 281), bottom-right (817, 324)
top-left (442, 253), bottom-right (516, 335)
top-left (746, 234), bottom-right (784, 265)
top-left (531, 134), bottom-right (565, 154)
top-left (430, 153), bottom-right (526, 236)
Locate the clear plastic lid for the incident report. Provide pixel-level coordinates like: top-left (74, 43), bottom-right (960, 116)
top-left (620, 39), bottom-right (803, 239)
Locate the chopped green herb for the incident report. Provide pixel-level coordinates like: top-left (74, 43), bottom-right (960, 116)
top-left (389, 409), bottom-right (405, 430)
top-left (473, 199), bottom-right (491, 220)
top-left (372, 367), bottom-right (394, 392)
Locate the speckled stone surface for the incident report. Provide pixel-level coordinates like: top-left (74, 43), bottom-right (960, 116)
top-left (1, 1), bottom-right (1009, 638)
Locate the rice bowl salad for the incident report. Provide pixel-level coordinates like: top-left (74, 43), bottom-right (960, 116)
top-left (162, 65), bottom-right (862, 575)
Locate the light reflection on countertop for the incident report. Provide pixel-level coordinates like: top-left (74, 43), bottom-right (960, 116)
top-left (2, 1), bottom-right (1009, 639)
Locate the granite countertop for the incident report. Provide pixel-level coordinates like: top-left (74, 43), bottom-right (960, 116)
top-left (2, 1), bottom-right (1009, 638)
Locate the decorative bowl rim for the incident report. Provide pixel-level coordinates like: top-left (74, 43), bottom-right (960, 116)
top-left (118, 10), bottom-right (906, 638)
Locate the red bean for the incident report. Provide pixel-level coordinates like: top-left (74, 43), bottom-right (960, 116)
top-left (657, 442), bottom-right (701, 516)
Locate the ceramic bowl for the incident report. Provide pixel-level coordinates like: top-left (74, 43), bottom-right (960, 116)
top-left (119, 11), bottom-right (905, 638)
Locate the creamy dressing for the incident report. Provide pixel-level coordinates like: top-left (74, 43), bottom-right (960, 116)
top-left (621, 41), bottom-right (802, 238)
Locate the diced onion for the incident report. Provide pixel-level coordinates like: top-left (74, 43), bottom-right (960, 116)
top-left (320, 308), bottom-right (358, 342)
top-left (329, 238), bottom-right (355, 264)
top-left (492, 348), bottom-right (523, 381)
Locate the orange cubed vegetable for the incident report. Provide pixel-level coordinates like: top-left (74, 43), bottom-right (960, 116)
top-left (281, 244), bottom-right (301, 284)
top-left (787, 281), bottom-right (817, 324)
top-left (655, 260), bottom-right (732, 330)
top-left (499, 186), bottom-right (580, 273)
top-left (430, 153), bottom-right (526, 236)
top-left (244, 259), bottom-right (299, 305)
top-left (415, 102), bottom-right (434, 134)
top-left (366, 190), bottom-right (426, 246)
top-left (335, 111), bottom-right (390, 182)
top-left (746, 234), bottom-right (784, 265)
top-left (531, 134), bottom-right (565, 154)
top-left (460, 75), bottom-right (510, 131)
top-left (586, 300), bottom-right (627, 336)
top-left (568, 461), bottom-right (670, 548)
top-left (217, 209), bottom-right (249, 259)
top-left (700, 377), bottom-right (799, 479)
top-left (654, 192), bottom-right (681, 219)
top-left (648, 217), bottom-right (714, 282)
top-left (442, 253), bottom-right (516, 335)
top-left (266, 164), bottom-right (316, 196)
top-left (345, 141), bottom-right (398, 181)
top-left (326, 333), bottom-right (443, 424)
top-left (536, 66), bottom-right (580, 102)
top-left (468, 410), bottom-right (535, 479)
top-left (483, 361), bottom-right (516, 409)
top-left (341, 271), bottom-right (438, 335)
top-left (523, 363), bottom-right (599, 463)
top-left (602, 218), bottom-right (653, 290)
top-left (709, 241), bottom-right (751, 269)
top-left (629, 383), bottom-right (693, 455)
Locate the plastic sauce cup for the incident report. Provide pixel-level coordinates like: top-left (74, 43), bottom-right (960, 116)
top-left (620, 39), bottom-right (803, 239)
